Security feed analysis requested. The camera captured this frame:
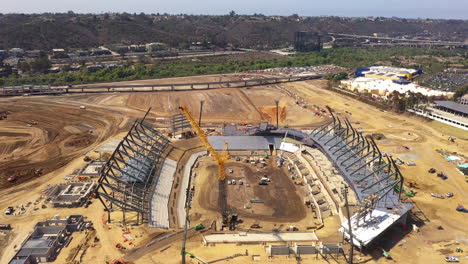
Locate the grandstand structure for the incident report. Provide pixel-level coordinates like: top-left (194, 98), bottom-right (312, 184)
top-left (97, 110), bottom-right (171, 225)
top-left (264, 107), bottom-right (412, 248)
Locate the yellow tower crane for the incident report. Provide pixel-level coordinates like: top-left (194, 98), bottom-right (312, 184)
top-left (179, 106), bottom-right (229, 180)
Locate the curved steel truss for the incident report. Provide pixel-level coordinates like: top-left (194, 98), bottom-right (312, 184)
top-left (97, 113), bottom-right (170, 224)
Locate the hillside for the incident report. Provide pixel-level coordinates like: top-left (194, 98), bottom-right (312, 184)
top-left (0, 13), bottom-right (467, 50)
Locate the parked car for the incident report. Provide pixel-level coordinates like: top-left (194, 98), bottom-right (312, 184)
top-left (431, 193), bottom-right (444, 199)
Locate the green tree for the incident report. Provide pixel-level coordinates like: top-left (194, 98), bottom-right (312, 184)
top-left (29, 57), bottom-right (51, 73)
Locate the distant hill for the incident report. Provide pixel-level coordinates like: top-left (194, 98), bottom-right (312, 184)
top-left (0, 13), bottom-right (467, 50)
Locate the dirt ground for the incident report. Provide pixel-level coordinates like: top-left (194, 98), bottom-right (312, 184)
top-left (0, 74), bottom-right (467, 264)
top-left (0, 98), bottom-right (134, 187)
top-left (194, 158), bottom-right (308, 225)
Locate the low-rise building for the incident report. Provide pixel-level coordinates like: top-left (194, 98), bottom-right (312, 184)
top-left (461, 94), bottom-right (468, 105)
top-left (9, 215), bottom-right (84, 264)
top-left (0, 49), bottom-right (8, 59)
top-left (25, 50), bottom-right (42, 58)
top-left (8, 48), bottom-right (25, 57)
top-left (145, 42), bottom-right (168, 52)
top-left (129, 45), bottom-right (146, 52)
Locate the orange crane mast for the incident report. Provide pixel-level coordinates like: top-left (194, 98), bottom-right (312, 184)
top-left (179, 106), bottom-right (229, 180)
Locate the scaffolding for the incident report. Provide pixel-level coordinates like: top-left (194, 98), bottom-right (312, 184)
top-left (97, 111), bottom-right (170, 225)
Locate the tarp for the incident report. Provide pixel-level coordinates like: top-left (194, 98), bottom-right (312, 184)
top-left (279, 142), bottom-right (300, 153)
top-left (447, 156), bottom-right (462, 161)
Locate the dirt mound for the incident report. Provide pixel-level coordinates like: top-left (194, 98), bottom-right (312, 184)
top-left (258, 105), bottom-right (287, 122)
top-left (371, 133), bottom-right (386, 140)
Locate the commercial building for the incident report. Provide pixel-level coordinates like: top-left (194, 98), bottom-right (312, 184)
top-left (355, 66), bottom-right (422, 81)
top-left (341, 77), bottom-right (452, 97)
top-left (340, 77), bottom-right (454, 99)
top-left (294, 32), bottom-right (322, 52)
top-left (9, 215), bottom-right (84, 264)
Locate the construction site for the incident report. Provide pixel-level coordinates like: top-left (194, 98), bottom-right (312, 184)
top-left (0, 71), bottom-right (467, 264)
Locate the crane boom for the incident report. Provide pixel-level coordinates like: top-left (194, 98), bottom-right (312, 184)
top-left (179, 106), bottom-right (229, 180)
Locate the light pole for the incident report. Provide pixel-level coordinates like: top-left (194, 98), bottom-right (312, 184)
top-left (275, 100), bottom-right (279, 129)
top-left (199, 100), bottom-right (204, 127)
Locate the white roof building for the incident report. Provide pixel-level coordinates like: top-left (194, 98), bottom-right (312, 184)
top-left (341, 77), bottom-right (454, 98)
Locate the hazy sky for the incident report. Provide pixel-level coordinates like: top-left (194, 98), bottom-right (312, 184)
top-left (1, 0), bottom-right (467, 19)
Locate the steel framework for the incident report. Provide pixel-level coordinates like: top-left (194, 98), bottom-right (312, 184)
top-left (171, 113), bottom-right (191, 133)
top-left (97, 111), bottom-right (170, 225)
top-left (268, 106), bottom-right (410, 215)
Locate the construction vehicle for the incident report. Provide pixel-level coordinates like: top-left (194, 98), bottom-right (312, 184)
top-left (180, 105), bottom-right (231, 233)
top-left (431, 193), bottom-right (444, 199)
top-left (444, 256), bottom-right (459, 262)
top-left (382, 249), bottom-right (392, 259)
top-left (181, 251), bottom-right (208, 264)
top-left (179, 106), bottom-right (229, 181)
top-left (437, 172), bottom-right (448, 180)
top-left (110, 259), bottom-right (127, 264)
top-left (4, 207), bottom-right (14, 215)
top-left (7, 173), bottom-right (18, 182)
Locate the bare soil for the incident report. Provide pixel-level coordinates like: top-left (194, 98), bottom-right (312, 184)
top-left (198, 160), bottom-right (307, 223)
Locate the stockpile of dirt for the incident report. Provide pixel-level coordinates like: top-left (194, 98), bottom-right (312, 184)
top-left (370, 133), bottom-right (386, 140)
top-left (258, 105), bottom-right (287, 123)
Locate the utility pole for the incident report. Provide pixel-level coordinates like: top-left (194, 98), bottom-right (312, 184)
top-left (199, 100), bottom-right (204, 127)
top-left (343, 185), bottom-right (354, 264)
top-left (275, 100), bottom-right (279, 129)
top-left (181, 189), bottom-right (191, 264)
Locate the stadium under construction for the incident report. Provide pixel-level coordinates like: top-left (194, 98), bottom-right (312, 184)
top-left (96, 106), bottom-right (412, 251)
